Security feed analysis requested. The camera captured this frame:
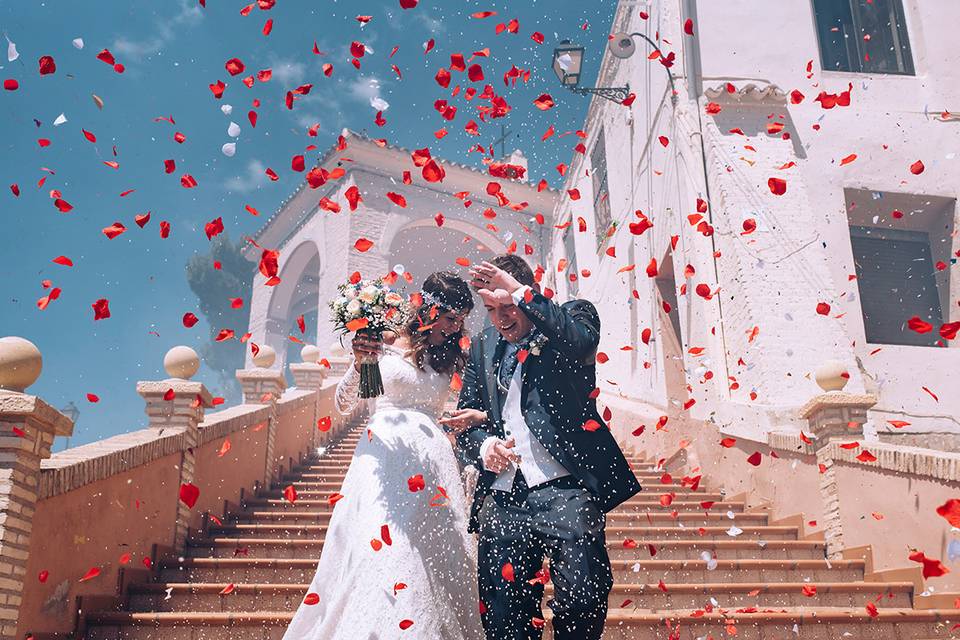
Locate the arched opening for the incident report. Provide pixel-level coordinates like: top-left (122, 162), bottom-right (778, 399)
top-left (387, 217), bottom-right (509, 338)
top-left (265, 241), bottom-right (322, 376)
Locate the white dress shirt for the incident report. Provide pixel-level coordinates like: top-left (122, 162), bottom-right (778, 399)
top-left (479, 286), bottom-right (570, 491)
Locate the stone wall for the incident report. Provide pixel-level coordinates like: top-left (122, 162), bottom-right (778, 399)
top-left (15, 377), bottom-right (343, 638)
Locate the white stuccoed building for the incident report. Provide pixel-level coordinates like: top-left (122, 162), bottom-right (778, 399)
top-left (546, 0), bottom-right (959, 449)
top-left (242, 130), bottom-right (558, 374)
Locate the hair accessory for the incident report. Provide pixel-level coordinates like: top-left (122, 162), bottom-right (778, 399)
top-left (419, 289), bottom-right (469, 314)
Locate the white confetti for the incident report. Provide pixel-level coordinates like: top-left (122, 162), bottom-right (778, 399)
top-left (370, 96), bottom-right (390, 111)
top-left (72, 37), bottom-right (84, 50)
top-left (227, 121), bottom-right (241, 137)
top-left (221, 104), bottom-right (233, 116)
top-left (221, 142), bottom-right (237, 157)
top-left (6, 37), bottom-right (19, 62)
top-left (53, 113), bottom-right (68, 126)
top-left (726, 525), bottom-right (743, 537)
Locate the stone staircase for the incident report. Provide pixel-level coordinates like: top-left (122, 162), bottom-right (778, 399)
top-left (80, 426), bottom-right (960, 639)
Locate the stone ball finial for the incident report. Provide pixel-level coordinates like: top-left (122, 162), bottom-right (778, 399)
top-left (252, 344), bottom-right (277, 368)
top-left (164, 346), bottom-right (200, 380)
top-left (815, 359), bottom-right (849, 392)
top-left (0, 336), bottom-right (43, 392)
top-left (300, 344), bottom-right (320, 364)
top-left (329, 340), bottom-right (347, 357)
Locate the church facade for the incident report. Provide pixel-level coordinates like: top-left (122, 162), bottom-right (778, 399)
top-left (242, 130), bottom-right (559, 373)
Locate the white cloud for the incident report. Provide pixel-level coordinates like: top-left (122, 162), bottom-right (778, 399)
top-left (269, 59), bottom-right (306, 85)
top-left (347, 76), bottom-right (385, 109)
top-left (415, 11), bottom-right (446, 34)
top-left (223, 159), bottom-right (268, 194)
top-left (113, 0), bottom-right (203, 60)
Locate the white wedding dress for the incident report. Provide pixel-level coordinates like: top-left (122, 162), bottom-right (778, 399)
top-left (282, 344), bottom-right (484, 640)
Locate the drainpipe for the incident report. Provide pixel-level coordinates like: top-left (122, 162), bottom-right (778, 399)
top-left (682, 0), bottom-right (733, 399)
top-left (682, 0), bottom-right (704, 99)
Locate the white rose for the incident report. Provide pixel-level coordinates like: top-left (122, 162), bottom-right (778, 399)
top-left (346, 299), bottom-right (362, 317)
top-left (359, 285), bottom-right (379, 303)
top-left (385, 292), bottom-right (403, 306)
top-left (344, 287), bottom-right (357, 299)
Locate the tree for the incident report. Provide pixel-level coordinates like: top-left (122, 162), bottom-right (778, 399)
top-left (185, 233), bottom-right (254, 391)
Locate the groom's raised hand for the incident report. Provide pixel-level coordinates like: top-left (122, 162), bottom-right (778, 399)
top-left (469, 261), bottom-right (524, 298)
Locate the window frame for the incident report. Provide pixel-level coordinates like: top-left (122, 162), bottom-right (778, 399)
top-left (562, 225), bottom-right (579, 297)
top-left (848, 224), bottom-right (944, 347)
top-left (811, 0), bottom-right (915, 76)
top-left (590, 128), bottom-right (613, 252)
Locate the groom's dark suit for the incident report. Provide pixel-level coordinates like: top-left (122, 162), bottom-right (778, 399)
top-left (457, 290), bottom-right (641, 640)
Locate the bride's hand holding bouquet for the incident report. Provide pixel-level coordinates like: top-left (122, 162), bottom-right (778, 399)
top-left (330, 277), bottom-right (409, 398)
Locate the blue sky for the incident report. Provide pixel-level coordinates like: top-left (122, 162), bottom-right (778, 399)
top-left (0, 0), bottom-right (615, 447)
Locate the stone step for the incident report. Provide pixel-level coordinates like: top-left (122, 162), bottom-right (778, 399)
top-left (84, 607), bottom-right (960, 640)
top-left (602, 581), bottom-right (915, 610)
top-left (124, 580), bottom-right (915, 613)
top-left (284, 468), bottom-right (667, 481)
top-left (241, 496), bottom-right (743, 512)
top-left (610, 558), bottom-right (867, 584)
top-left (233, 509), bottom-right (770, 526)
top-left (159, 557), bottom-right (865, 585)
top-left (262, 485), bottom-right (720, 499)
top-left (606, 525), bottom-right (799, 540)
top-left (184, 537), bottom-right (825, 561)
top-left (593, 608), bottom-right (960, 640)
top-left (208, 523), bottom-right (799, 541)
top-left (605, 511), bottom-right (769, 525)
top-left (299, 456), bottom-right (655, 467)
top-left (612, 539), bottom-right (824, 561)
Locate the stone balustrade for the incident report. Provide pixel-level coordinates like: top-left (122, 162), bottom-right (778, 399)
top-left (603, 357), bottom-right (960, 593)
top-left (0, 337), bottom-right (348, 639)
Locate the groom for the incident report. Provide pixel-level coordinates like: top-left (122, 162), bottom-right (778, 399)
top-left (451, 255), bottom-right (641, 639)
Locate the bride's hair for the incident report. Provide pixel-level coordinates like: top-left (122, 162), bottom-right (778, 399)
top-left (406, 271), bottom-right (474, 375)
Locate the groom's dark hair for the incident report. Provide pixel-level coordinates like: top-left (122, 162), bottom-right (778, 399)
top-left (491, 254), bottom-right (535, 287)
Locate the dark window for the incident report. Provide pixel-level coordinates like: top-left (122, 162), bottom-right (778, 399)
top-left (562, 226), bottom-right (579, 296)
top-left (812, 0), bottom-right (914, 74)
top-left (590, 129), bottom-right (612, 250)
top-left (850, 226), bottom-right (942, 346)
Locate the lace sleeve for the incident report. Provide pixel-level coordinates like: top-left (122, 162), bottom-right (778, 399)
top-left (334, 361), bottom-right (362, 416)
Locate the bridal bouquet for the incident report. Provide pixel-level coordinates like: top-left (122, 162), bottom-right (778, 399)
top-left (330, 277), bottom-right (409, 398)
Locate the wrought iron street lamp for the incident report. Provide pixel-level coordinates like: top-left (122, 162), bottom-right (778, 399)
top-left (551, 40), bottom-right (629, 103)
top-left (551, 33), bottom-right (678, 106)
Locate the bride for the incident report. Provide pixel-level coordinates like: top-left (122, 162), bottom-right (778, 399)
top-left (282, 271), bottom-right (486, 639)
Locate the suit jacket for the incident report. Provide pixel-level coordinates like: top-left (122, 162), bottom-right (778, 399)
top-left (457, 291), bottom-right (642, 532)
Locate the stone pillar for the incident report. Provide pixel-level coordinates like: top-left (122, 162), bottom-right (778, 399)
top-left (236, 345), bottom-right (286, 486)
top-left (289, 345), bottom-right (326, 450)
top-left (0, 337), bottom-right (74, 640)
top-left (325, 340), bottom-right (353, 379)
top-left (136, 346), bottom-right (213, 549)
top-left (799, 360), bottom-right (877, 558)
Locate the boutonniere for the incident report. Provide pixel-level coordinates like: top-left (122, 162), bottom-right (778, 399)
top-left (528, 333), bottom-right (549, 357)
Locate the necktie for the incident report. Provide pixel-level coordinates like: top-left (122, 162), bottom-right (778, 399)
top-left (497, 341), bottom-right (520, 397)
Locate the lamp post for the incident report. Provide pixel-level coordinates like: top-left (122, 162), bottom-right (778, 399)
top-left (59, 401), bottom-right (79, 450)
top-left (551, 33), bottom-right (678, 106)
